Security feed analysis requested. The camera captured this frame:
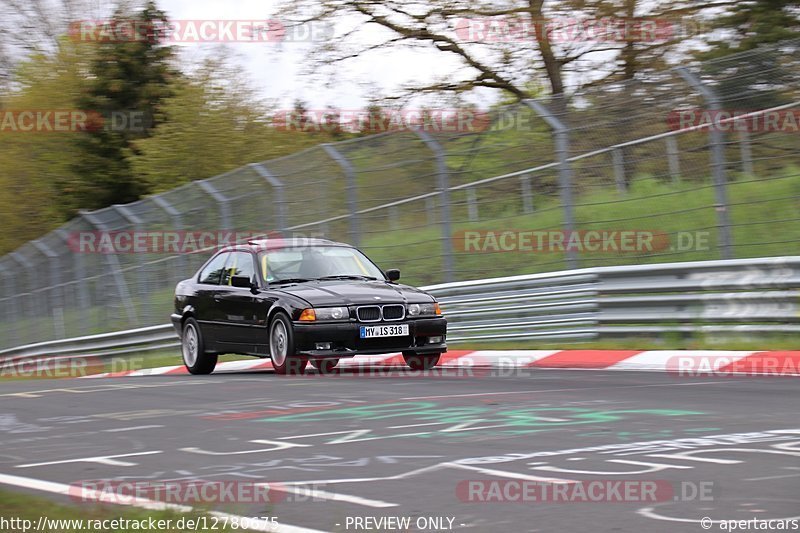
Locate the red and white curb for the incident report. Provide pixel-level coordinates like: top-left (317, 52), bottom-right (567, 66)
top-left (81, 350), bottom-right (800, 378)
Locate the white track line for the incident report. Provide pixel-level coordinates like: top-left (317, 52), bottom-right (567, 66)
top-left (0, 472), bottom-right (327, 533)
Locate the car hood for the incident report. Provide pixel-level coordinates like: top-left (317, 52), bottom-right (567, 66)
top-left (274, 280), bottom-right (433, 306)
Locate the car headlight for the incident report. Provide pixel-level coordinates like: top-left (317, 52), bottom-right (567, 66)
top-left (407, 302), bottom-right (441, 316)
top-left (299, 307), bottom-right (349, 321)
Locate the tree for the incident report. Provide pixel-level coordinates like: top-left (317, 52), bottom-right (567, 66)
top-left (0, 38), bottom-right (93, 252)
top-left (67, 0), bottom-right (174, 213)
top-left (698, 0), bottom-right (800, 59)
top-left (279, 0), bottom-right (734, 101)
top-left (130, 56), bottom-right (335, 193)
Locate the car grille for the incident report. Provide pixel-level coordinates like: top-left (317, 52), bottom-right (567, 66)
top-left (382, 304), bottom-right (405, 321)
top-left (356, 306), bottom-right (381, 322)
top-left (356, 304), bottom-right (405, 322)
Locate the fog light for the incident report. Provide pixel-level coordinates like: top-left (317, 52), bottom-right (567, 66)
top-left (315, 342), bottom-right (332, 350)
top-left (429, 336), bottom-right (443, 344)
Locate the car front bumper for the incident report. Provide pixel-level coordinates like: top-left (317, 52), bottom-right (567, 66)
top-left (292, 317), bottom-right (447, 358)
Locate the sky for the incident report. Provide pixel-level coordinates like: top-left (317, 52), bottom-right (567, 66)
top-left (159, 0), bottom-right (470, 110)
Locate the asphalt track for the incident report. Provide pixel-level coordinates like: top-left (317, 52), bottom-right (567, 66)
top-left (0, 366), bottom-right (799, 533)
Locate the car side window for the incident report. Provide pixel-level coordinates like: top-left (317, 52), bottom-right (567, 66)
top-left (198, 252), bottom-right (230, 285)
top-left (222, 251), bottom-right (256, 286)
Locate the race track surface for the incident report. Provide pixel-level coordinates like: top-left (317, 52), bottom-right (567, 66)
top-left (1, 367), bottom-right (799, 532)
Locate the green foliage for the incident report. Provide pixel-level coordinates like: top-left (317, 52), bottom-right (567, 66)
top-left (66, 1), bottom-right (175, 215)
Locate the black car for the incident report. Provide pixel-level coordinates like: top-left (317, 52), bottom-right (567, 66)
top-left (171, 238), bottom-right (447, 375)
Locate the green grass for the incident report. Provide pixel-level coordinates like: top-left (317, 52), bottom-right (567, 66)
top-left (362, 169), bottom-right (800, 286)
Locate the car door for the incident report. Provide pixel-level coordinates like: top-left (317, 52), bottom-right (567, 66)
top-left (194, 251), bottom-right (232, 349)
top-left (215, 251), bottom-right (266, 351)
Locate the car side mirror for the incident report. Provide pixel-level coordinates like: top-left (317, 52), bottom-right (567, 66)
top-left (231, 275), bottom-right (257, 291)
top-left (385, 269), bottom-right (401, 282)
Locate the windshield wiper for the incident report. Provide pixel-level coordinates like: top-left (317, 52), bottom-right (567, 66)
top-left (271, 278), bottom-right (315, 285)
top-left (317, 275), bottom-right (379, 281)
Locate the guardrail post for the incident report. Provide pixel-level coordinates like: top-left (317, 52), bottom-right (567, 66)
top-left (197, 180), bottom-right (233, 231)
top-left (321, 144), bottom-right (360, 246)
top-left (248, 163), bottom-right (288, 232)
top-left (55, 228), bottom-right (90, 336)
top-left (414, 129), bottom-right (454, 283)
top-left (524, 98), bottom-right (578, 269)
top-left (32, 240), bottom-right (66, 340)
top-left (665, 136), bottom-right (681, 184)
top-left (80, 211), bottom-right (139, 327)
top-left (520, 174), bottom-right (534, 213)
top-left (612, 148), bottom-right (627, 193)
top-left (677, 67), bottom-right (733, 259)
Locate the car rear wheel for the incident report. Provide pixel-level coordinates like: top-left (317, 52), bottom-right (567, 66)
top-left (182, 318), bottom-right (218, 375)
top-left (310, 359), bottom-right (339, 374)
top-left (269, 313), bottom-right (307, 375)
top-left (402, 352), bottom-right (440, 371)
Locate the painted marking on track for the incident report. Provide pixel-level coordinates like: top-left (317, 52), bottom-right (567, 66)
top-left (400, 380), bottom-right (745, 400)
top-left (443, 462), bottom-right (576, 484)
top-left (103, 425), bottom-right (164, 433)
top-left (16, 451), bottom-right (162, 468)
top-left (264, 484), bottom-right (397, 508)
top-left (181, 439), bottom-right (311, 456)
top-left (0, 472), bottom-right (325, 533)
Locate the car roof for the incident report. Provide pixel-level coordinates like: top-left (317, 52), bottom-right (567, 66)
top-left (242, 237), bottom-right (349, 251)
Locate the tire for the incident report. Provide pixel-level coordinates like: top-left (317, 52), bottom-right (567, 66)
top-left (182, 318), bottom-right (218, 375)
top-left (310, 358), bottom-right (339, 374)
top-left (269, 312), bottom-right (308, 375)
top-left (402, 352), bottom-right (440, 371)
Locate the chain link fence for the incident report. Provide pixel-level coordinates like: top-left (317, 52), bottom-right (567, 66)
top-left (1, 40), bottom-right (800, 349)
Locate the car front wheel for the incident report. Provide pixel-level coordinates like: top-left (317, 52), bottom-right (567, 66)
top-left (182, 318), bottom-right (218, 375)
top-left (402, 352), bottom-right (440, 371)
top-left (269, 313), bottom-right (308, 375)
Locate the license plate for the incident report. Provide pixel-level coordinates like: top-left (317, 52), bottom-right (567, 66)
top-left (360, 324), bottom-right (409, 338)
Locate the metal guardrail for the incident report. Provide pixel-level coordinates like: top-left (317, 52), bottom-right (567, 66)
top-left (0, 256), bottom-right (797, 361)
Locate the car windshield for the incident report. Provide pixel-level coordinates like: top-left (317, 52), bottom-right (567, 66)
top-left (258, 246), bottom-right (385, 283)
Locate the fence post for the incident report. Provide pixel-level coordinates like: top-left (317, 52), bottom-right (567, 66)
top-left (612, 148), bottom-right (627, 193)
top-left (677, 67), bottom-right (733, 260)
top-left (55, 228), bottom-right (90, 336)
top-left (0, 265), bottom-right (19, 348)
top-left (520, 174), bottom-right (534, 214)
top-left (666, 136), bottom-right (681, 184)
top-left (114, 205), bottom-right (152, 325)
top-left (466, 188), bottom-right (478, 221)
top-left (9, 251), bottom-right (36, 344)
top-left (197, 180), bottom-right (233, 231)
top-left (248, 163), bottom-right (288, 232)
top-left (321, 144), bottom-right (360, 246)
top-left (413, 129), bottom-right (454, 283)
top-left (737, 121), bottom-right (754, 176)
top-left (80, 211), bottom-right (139, 327)
top-left (525, 98), bottom-right (578, 269)
top-left (32, 240), bottom-right (65, 340)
